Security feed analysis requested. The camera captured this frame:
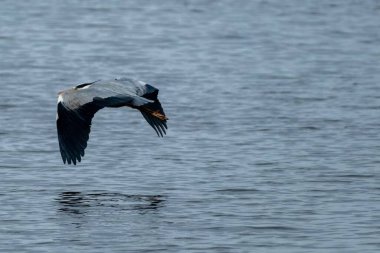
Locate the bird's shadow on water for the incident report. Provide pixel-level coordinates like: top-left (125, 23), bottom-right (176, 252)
top-left (56, 191), bottom-right (166, 216)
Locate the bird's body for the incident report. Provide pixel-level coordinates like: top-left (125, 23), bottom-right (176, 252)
top-left (56, 78), bottom-right (168, 165)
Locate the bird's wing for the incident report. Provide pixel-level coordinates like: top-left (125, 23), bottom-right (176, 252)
top-left (138, 84), bottom-right (168, 137)
top-left (108, 78), bottom-right (168, 137)
top-left (56, 81), bottom-right (153, 165)
top-left (57, 98), bottom-right (102, 165)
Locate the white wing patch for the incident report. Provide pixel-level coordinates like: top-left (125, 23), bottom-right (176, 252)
top-left (57, 94), bottom-right (64, 104)
top-left (76, 84), bottom-right (92, 90)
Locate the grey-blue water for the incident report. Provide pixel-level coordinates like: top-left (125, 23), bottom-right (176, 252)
top-left (1, 1), bottom-right (379, 252)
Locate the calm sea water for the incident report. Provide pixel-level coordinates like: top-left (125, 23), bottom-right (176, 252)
top-left (0, 0), bottom-right (379, 252)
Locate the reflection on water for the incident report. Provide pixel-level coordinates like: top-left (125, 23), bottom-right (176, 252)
top-left (57, 191), bottom-right (165, 215)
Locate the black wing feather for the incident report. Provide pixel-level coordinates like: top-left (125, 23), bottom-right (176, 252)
top-left (141, 111), bottom-right (162, 137)
top-left (138, 84), bottom-right (168, 137)
top-left (57, 102), bottom-right (103, 165)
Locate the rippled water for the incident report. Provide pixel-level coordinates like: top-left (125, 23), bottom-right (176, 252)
top-left (1, 0), bottom-right (380, 252)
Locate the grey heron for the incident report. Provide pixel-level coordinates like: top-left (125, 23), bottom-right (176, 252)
top-left (56, 77), bottom-right (168, 165)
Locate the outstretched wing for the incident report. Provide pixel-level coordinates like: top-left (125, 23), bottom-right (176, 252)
top-left (138, 84), bottom-right (168, 137)
top-left (111, 78), bottom-right (168, 137)
top-left (57, 100), bottom-right (103, 165)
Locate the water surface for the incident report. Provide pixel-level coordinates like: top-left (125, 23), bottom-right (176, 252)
top-left (0, 1), bottom-right (380, 252)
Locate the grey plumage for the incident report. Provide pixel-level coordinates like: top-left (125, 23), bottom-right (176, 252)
top-left (56, 78), bottom-right (168, 165)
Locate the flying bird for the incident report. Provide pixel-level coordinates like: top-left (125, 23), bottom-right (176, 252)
top-left (56, 78), bottom-right (168, 165)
